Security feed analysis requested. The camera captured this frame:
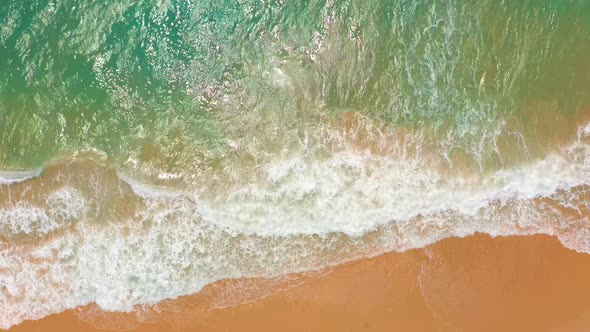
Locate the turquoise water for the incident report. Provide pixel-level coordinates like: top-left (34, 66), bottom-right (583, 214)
top-left (2, 0), bottom-right (590, 173)
top-left (2, 0), bottom-right (590, 329)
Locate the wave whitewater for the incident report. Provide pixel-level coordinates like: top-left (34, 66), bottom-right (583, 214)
top-left (1, 123), bottom-right (590, 329)
top-left (0, 169), bottom-right (43, 185)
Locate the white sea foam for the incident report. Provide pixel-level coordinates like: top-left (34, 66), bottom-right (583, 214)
top-left (0, 168), bottom-right (43, 185)
top-left (0, 188), bottom-right (88, 236)
top-left (2, 129), bottom-right (590, 329)
top-left (195, 142), bottom-right (590, 237)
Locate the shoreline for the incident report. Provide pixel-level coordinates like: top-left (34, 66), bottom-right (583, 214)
top-left (8, 232), bottom-right (590, 332)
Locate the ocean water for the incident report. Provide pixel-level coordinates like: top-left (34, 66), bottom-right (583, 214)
top-left (2, 0), bottom-right (590, 328)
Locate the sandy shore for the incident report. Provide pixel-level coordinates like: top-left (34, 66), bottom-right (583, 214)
top-left (8, 233), bottom-right (590, 332)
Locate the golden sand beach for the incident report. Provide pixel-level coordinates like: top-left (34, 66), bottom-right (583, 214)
top-left (9, 233), bottom-right (590, 332)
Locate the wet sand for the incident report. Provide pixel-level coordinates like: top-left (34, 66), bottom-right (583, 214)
top-left (9, 233), bottom-right (590, 332)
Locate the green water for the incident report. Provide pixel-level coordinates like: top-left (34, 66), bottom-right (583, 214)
top-left (1, 0), bottom-right (590, 175)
